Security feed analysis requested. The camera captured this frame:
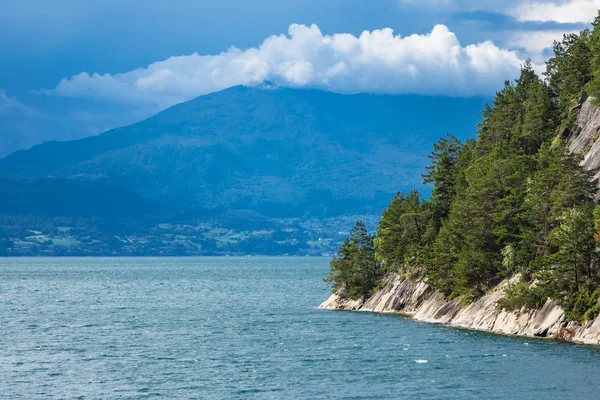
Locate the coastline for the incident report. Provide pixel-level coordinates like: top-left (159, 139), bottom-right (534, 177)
top-left (319, 274), bottom-right (600, 346)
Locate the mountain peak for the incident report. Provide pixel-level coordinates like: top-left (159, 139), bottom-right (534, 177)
top-left (245, 80), bottom-right (280, 90)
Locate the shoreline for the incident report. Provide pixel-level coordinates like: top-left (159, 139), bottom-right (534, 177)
top-left (319, 306), bottom-right (585, 347)
top-left (318, 274), bottom-right (600, 346)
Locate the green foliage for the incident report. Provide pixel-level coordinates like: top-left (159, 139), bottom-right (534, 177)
top-left (424, 139), bottom-right (477, 293)
top-left (587, 12), bottom-right (600, 106)
top-left (518, 143), bottom-right (597, 277)
top-left (501, 244), bottom-right (518, 276)
top-left (562, 287), bottom-right (600, 322)
top-left (331, 21), bottom-right (600, 319)
top-left (375, 190), bottom-right (430, 271)
top-left (496, 278), bottom-right (546, 311)
top-left (422, 134), bottom-right (462, 227)
top-left (547, 207), bottom-right (596, 291)
top-left (325, 221), bottom-right (382, 300)
top-left (545, 30), bottom-right (593, 117)
top-left (426, 224), bottom-right (459, 294)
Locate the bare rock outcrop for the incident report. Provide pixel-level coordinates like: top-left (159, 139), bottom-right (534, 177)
top-left (566, 96), bottom-right (600, 197)
top-left (319, 274), bottom-right (600, 345)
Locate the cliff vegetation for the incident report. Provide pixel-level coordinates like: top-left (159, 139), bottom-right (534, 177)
top-left (326, 13), bottom-right (600, 323)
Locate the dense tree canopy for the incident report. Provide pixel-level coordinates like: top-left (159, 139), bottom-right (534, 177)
top-left (324, 221), bottom-right (382, 300)
top-left (327, 14), bottom-right (600, 320)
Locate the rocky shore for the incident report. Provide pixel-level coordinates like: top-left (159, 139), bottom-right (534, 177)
top-left (319, 274), bottom-right (600, 345)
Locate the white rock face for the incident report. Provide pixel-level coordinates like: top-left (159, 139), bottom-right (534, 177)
top-left (319, 274), bottom-right (600, 345)
top-left (568, 98), bottom-right (600, 156)
top-left (567, 96), bottom-right (600, 198)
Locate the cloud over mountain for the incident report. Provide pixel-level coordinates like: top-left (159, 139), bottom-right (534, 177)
top-left (46, 24), bottom-right (528, 109)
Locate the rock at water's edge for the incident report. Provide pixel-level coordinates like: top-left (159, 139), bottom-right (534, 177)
top-left (319, 274), bottom-right (600, 345)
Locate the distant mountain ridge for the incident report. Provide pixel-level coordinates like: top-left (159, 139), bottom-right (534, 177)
top-left (0, 86), bottom-right (487, 256)
top-left (0, 86), bottom-right (486, 217)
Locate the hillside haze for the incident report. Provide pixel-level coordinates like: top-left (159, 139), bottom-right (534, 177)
top-left (0, 86), bottom-right (485, 217)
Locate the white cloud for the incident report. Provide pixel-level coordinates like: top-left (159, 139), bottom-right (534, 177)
top-left (45, 24), bottom-right (529, 109)
top-left (514, 0), bottom-right (600, 23)
top-left (508, 29), bottom-right (579, 61)
top-left (0, 90), bottom-right (39, 117)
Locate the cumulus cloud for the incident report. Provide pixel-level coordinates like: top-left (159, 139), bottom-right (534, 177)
top-left (45, 24), bottom-right (529, 108)
top-left (514, 0), bottom-right (600, 23)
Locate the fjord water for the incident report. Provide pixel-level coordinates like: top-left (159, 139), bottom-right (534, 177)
top-left (1, 258), bottom-right (599, 399)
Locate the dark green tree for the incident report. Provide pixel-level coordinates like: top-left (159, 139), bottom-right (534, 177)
top-left (422, 134), bottom-right (462, 227)
top-left (375, 189), bottom-right (430, 271)
top-left (328, 21), bottom-right (600, 320)
top-left (426, 139), bottom-right (476, 292)
top-left (545, 30), bottom-right (592, 118)
top-left (325, 221), bottom-right (381, 300)
top-left (547, 207), bottom-right (596, 292)
top-left (587, 12), bottom-right (600, 105)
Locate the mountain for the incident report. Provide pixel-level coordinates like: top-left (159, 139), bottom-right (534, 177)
top-left (0, 86), bottom-right (486, 217)
top-left (0, 176), bottom-right (168, 220)
top-left (0, 86), bottom-right (487, 256)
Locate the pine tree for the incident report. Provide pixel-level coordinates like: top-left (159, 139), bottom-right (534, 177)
top-left (426, 139), bottom-right (476, 292)
top-left (325, 221), bottom-right (381, 300)
top-left (587, 12), bottom-right (600, 105)
top-left (375, 190), bottom-right (429, 271)
top-left (422, 134), bottom-right (462, 226)
top-left (546, 206), bottom-right (596, 294)
top-left (545, 30), bottom-right (592, 117)
top-left (328, 21), bottom-right (600, 319)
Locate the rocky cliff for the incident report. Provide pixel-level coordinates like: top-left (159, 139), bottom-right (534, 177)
top-left (320, 97), bottom-right (600, 345)
top-left (319, 274), bottom-right (600, 345)
top-left (566, 96), bottom-right (600, 196)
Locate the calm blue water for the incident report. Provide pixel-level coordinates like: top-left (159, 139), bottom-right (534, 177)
top-left (1, 257), bottom-right (599, 399)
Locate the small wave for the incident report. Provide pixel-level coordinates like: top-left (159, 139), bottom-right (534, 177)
top-left (414, 360), bottom-right (428, 364)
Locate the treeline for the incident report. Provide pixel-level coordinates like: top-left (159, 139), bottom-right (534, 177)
top-left (326, 14), bottom-right (600, 322)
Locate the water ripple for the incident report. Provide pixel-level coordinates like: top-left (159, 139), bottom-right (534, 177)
top-left (1, 257), bottom-right (600, 399)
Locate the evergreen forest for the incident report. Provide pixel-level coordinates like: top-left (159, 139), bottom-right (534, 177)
top-left (326, 14), bottom-right (600, 323)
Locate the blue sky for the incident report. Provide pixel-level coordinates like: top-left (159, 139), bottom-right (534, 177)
top-left (0, 0), bottom-right (595, 156)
